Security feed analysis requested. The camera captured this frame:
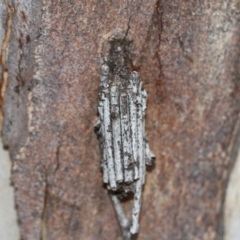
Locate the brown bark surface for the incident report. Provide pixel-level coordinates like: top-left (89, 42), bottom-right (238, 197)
top-left (1, 0), bottom-right (240, 240)
top-left (0, 0), bottom-right (6, 77)
top-left (0, 0), bottom-right (7, 125)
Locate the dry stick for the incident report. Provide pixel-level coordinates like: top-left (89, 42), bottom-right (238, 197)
top-left (128, 72), bottom-right (139, 180)
top-left (110, 85), bottom-right (124, 182)
top-left (130, 81), bottom-right (144, 234)
top-left (130, 179), bottom-right (142, 235)
top-left (129, 94), bottom-right (139, 180)
top-left (120, 92), bottom-right (134, 183)
top-left (110, 194), bottom-right (132, 240)
top-left (103, 89), bottom-right (117, 190)
top-left (98, 101), bottom-right (109, 183)
top-left (141, 89), bottom-right (147, 184)
top-left (99, 64), bottom-right (110, 184)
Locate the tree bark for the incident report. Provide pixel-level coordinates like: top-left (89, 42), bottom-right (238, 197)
top-left (0, 0), bottom-right (6, 77)
top-left (1, 0), bottom-right (240, 240)
top-left (0, 0), bottom-right (7, 126)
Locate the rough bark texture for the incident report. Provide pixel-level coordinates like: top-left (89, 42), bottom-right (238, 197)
top-left (0, 0), bottom-right (7, 121)
top-left (0, 0), bottom-right (6, 76)
top-left (224, 147), bottom-right (240, 240)
top-left (1, 0), bottom-right (240, 240)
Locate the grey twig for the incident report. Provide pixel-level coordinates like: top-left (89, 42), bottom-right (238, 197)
top-left (110, 194), bottom-right (132, 240)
